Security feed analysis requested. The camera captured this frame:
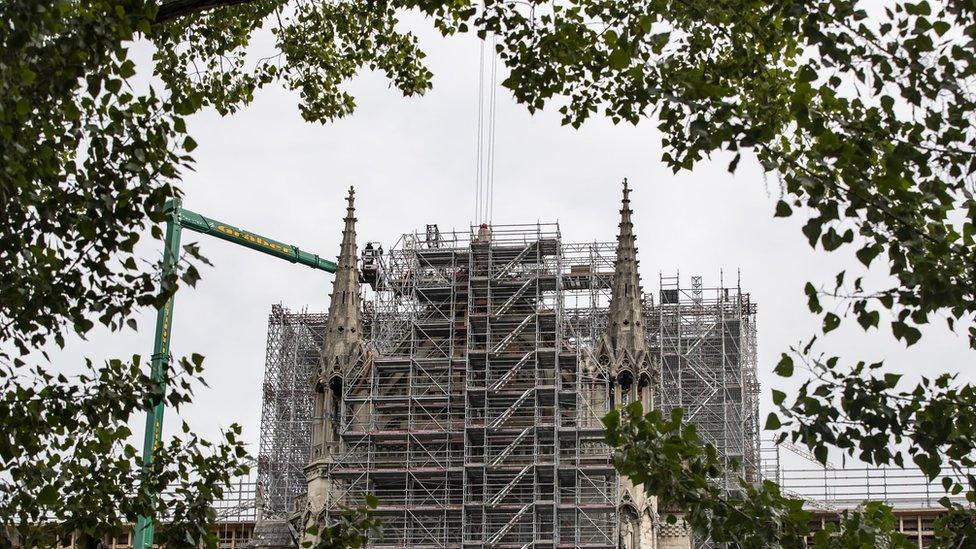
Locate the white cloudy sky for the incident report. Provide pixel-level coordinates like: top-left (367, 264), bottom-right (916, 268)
top-left (47, 17), bottom-right (974, 473)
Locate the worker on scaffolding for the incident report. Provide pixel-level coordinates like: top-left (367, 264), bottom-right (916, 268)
top-left (474, 222), bottom-right (491, 243)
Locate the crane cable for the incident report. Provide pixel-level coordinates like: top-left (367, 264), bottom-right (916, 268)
top-left (474, 32), bottom-right (499, 226)
top-left (474, 38), bottom-right (484, 225)
top-left (487, 33), bottom-right (498, 225)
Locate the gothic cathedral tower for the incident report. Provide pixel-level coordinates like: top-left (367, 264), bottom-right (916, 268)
top-left (302, 187), bottom-right (366, 540)
top-left (598, 180), bottom-right (690, 549)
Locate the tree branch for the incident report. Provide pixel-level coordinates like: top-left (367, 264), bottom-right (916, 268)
top-left (155, 0), bottom-right (254, 24)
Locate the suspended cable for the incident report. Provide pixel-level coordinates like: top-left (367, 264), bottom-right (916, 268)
top-left (487, 33), bottom-right (498, 225)
top-left (474, 29), bottom-right (500, 227)
top-left (474, 38), bottom-right (486, 225)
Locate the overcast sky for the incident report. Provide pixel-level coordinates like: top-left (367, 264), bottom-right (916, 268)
top-left (47, 20), bottom-right (975, 473)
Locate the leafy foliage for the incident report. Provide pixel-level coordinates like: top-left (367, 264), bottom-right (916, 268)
top-left (7, 0), bottom-right (969, 380)
top-left (3, 0), bottom-right (976, 546)
top-left (762, 350), bottom-right (976, 546)
top-left (931, 506), bottom-right (976, 548)
top-left (771, 352), bottom-right (976, 501)
top-left (302, 496), bottom-right (382, 549)
top-left (478, 0), bottom-right (976, 349)
top-left (0, 353), bottom-right (248, 547)
top-left (2, 0), bottom-right (450, 540)
top-left (605, 401), bottom-right (969, 547)
top-left (810, 502), bottom-right (913, 549)
top-left (0, 0), bottom-right (191, 353)
top-left (605, 403), bottom-right (811, 547)
top-left (0, 0), bottom-right (475, 353)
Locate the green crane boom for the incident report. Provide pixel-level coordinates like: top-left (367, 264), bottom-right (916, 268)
top-left (133, 199), bottom-right (337, 549)
top-left (176, 207), bottom-right (338, 272)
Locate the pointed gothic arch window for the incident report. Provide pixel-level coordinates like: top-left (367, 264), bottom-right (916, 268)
top-left (327, 376), bottom-right (343, 442)
top-left (638, 373), bottom-right (653, 412)
top-left (618, 370), bottom-right (635, 405)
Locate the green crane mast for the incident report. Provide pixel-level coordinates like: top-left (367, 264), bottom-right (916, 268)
top-left (133, 199), bottom-right (337, 549)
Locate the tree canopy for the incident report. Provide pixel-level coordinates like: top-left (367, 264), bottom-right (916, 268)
top-left (2, 0), bottom-right (975, 545)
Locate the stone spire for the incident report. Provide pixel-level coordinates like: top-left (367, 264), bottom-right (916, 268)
top-left (303, 187), bottom-right (366, 541)
top-left (600, 182), bottom-right (670, 549)
top-left (320, 186), bottom-right (364, 383)
top-left (598, 178), bottom-right (652, 380)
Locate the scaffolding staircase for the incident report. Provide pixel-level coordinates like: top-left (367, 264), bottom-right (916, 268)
top-left (495, 279), bottom-right (533, 315)
top-left (493, 243), bottom-right (536, 280)
top-left (489, 388), bottom-right (534, 430)
top-left (487, 502), bottom-right (532, 546)
top-left (490, 427), bottom-right (532, 467)
top-left (492, 315), bottom-right (533, 353)
top-left (488, 465), bottom-right (532, 505)
top-left (490, 351), bottom-right (534, 392)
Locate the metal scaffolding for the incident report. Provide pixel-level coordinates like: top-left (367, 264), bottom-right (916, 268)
top-left (257, 305), bottom-right (328, 518)
top-left (650, 274), bottom-right (760, 490)
top-left (258, 225), bottom-right (761, 547)
top-left (306, 223), bottom-right (619, 548)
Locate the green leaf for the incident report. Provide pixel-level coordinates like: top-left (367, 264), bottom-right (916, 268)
top-left (857, 309), bottom-right (880, 330)
top-left (608, 48), bottom-right (631, 70)
top-left (21, 67), bottom-right (37, 85)
top-left (37, 485), bottom-right (57, 506)
top-left (727, 152), bottom-right (741, 173)
top-left (855, 244), bottom-right (881, 267)
top-left (913, 453), bottom-right (940, 479)
top-left (798, 64), bottom-right (818, 82)
top-left (892, 321), bottom-right (922, 346)
top-left (905, 1), bottom-right (931, 16)
top-left (774, 200), bottom-right (792, 217)
top-left (626, 400), bottom-right (644, 417)
top-left (814, 445), bottom-right (828, 465)
top-left (774, 355), bottom-right (794, 377)
top-left (823, 313), bottom-right (840, 333)
top-left (801, 218), bottom-right (823, 246)
top-left (772, 389), bottom-right (786, 406)
top-left (804, 282), bottom-right (823, 313)
top-left (880, 95), bottom-right (894, 112)
top-left (883, 373), bottom-right (901, 388)
top-left (118, 59), bottom-right (136, 79)
top-left (764, 413), bottom-right (782, 430)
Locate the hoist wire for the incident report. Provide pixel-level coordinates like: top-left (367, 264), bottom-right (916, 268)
top-left (475, 31), bottom-right (500, 227)
top-left (487, 33), bottom-right (498, 225)
top-left (475, 38), bottom-right (486, 225)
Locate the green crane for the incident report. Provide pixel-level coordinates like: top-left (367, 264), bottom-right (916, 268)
top-left (133, 198), bottom-right (337, 549)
